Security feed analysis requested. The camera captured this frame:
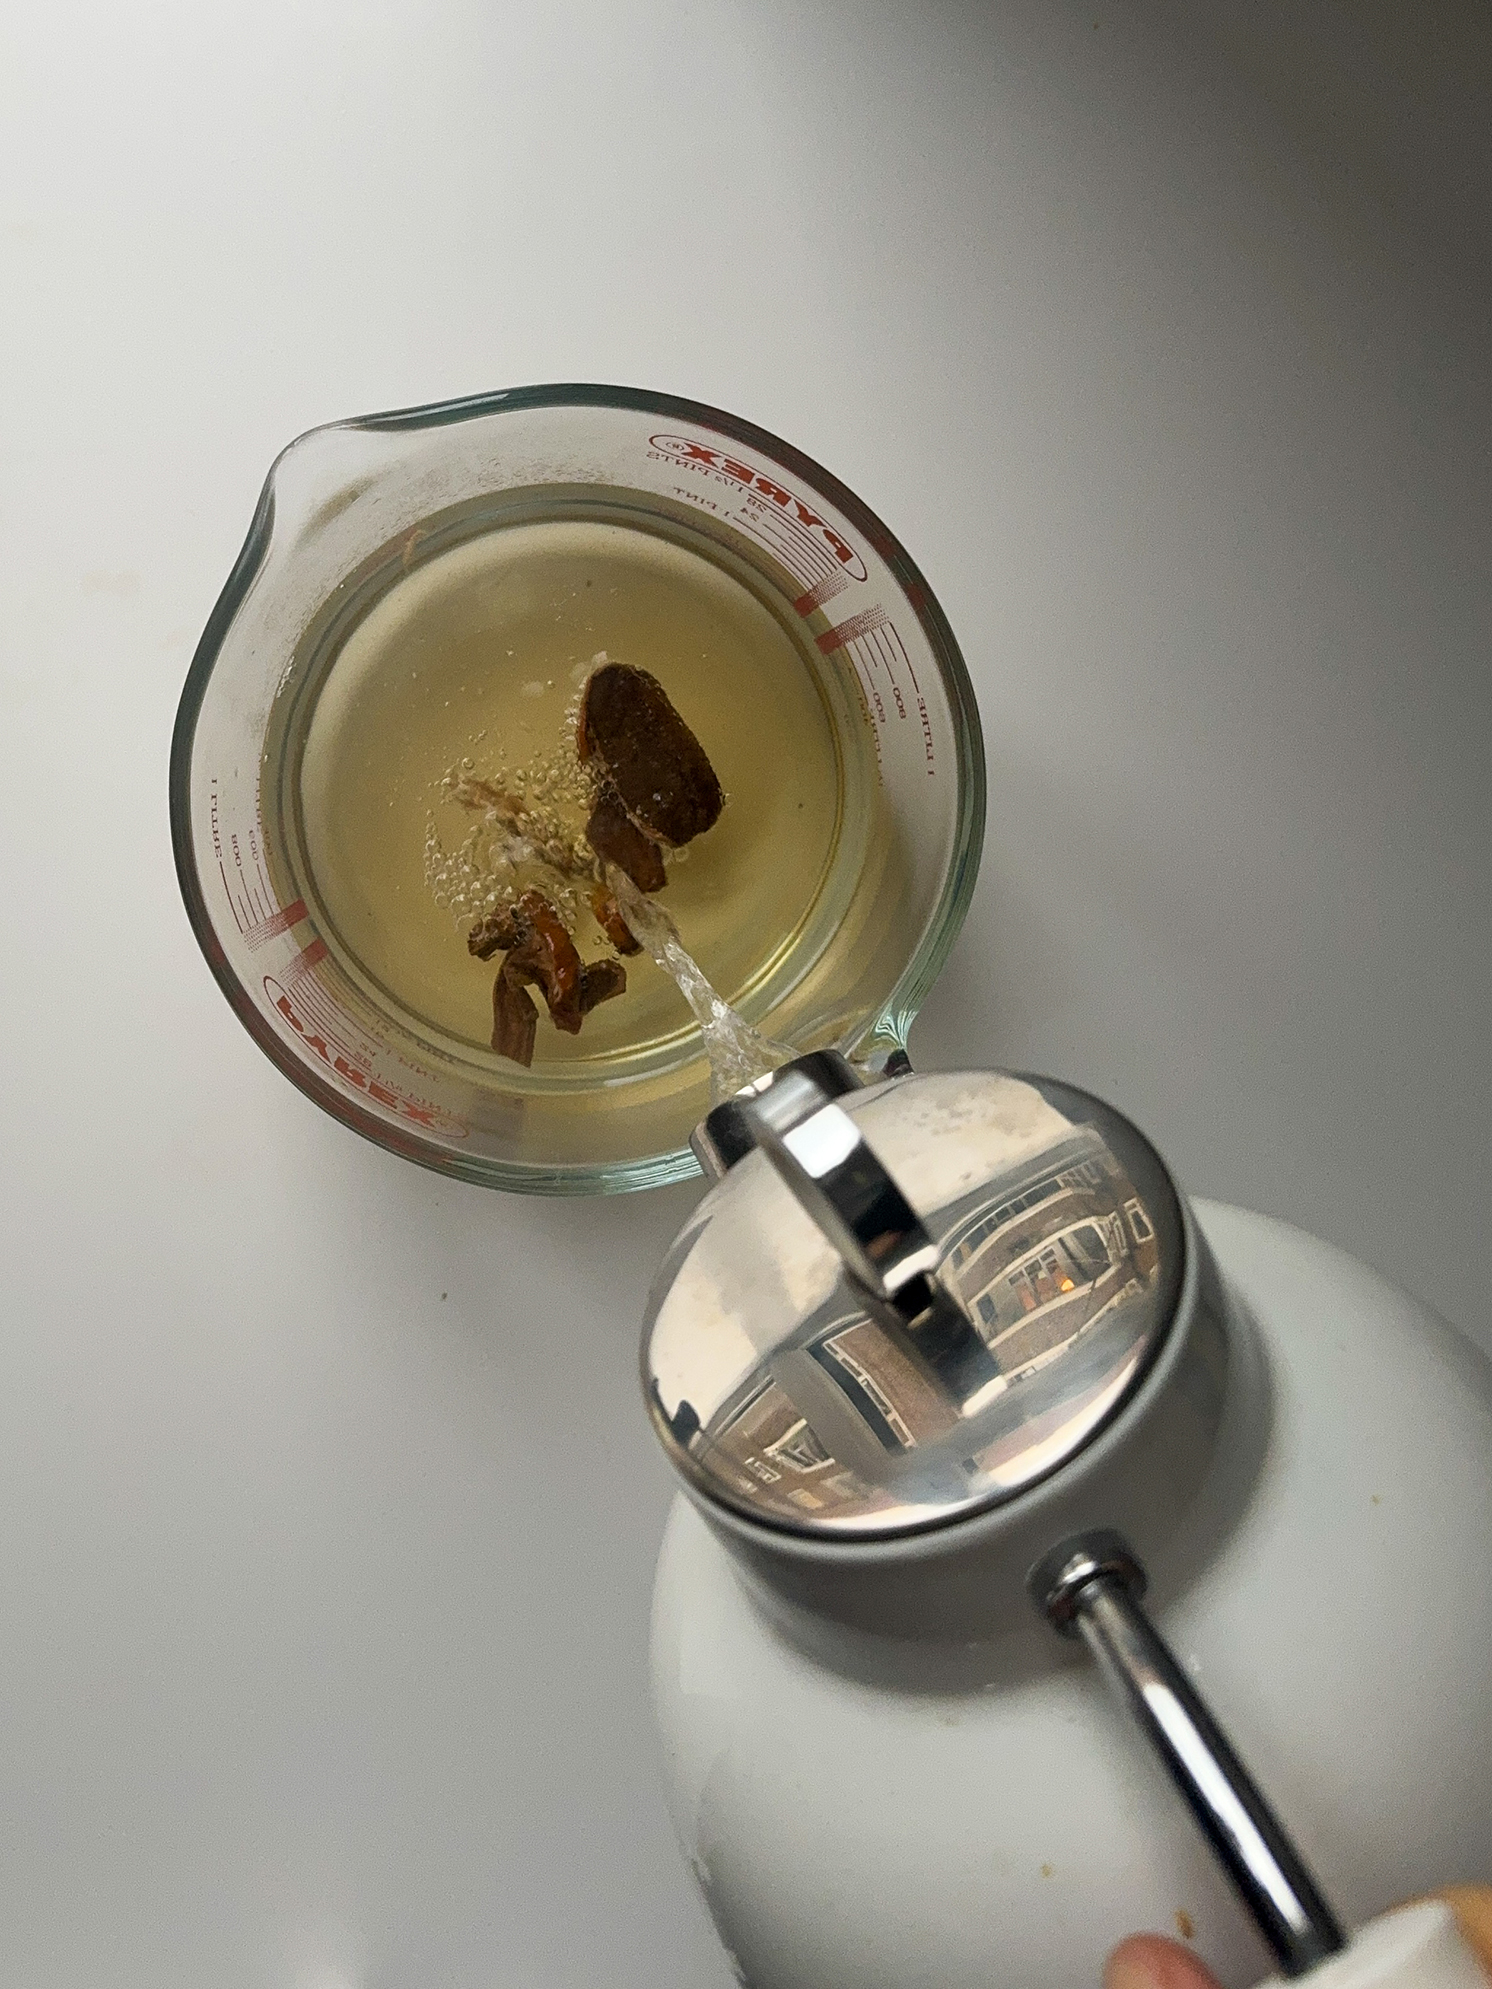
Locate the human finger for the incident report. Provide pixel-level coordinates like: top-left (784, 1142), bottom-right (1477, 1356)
top-left (1437, 1888), bottom-right (1492, 1979)
top-left (1104, 1932), bottom-right (1225, 1989)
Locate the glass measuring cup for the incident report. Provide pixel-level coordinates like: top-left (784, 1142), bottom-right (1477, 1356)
top-left (170, 386), bottom-right (985, 1194)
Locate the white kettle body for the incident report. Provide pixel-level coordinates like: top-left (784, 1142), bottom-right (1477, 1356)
top-left (641, 1066), bottom-right (1492, 1989)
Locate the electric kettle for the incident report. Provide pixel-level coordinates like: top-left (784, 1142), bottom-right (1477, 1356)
top-left (642, 1053), bottom-right (1492, 1989)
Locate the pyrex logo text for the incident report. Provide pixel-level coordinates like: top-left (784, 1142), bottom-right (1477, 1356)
top-left (265, 978), bottom-right (467, 1137)
top-left (649, 435), bottom-right (868, 581)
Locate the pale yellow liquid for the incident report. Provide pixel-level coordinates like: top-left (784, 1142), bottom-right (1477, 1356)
top-left (286, 516), bottom-right (859, 1070)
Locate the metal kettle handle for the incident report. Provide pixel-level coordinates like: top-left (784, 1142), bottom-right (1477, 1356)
top-left (725, 1052), bottom-right (1001, 1404)
top-left (735, 1052), bottom-right (941, 1317)
top-left (1030, 1530), bottom-right (1345, 1978)
top-left (1031, 1539), bottom-right (1490, 1987)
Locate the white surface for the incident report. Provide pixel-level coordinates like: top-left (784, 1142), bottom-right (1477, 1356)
top-left (1, 4), bottom-right (1490, 1985)
top-left (651, 1205), bottom-right (1492, 1989)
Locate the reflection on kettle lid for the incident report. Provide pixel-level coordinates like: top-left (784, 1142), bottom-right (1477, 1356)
top-left (643, 1067), bottom-right (1184, 1539)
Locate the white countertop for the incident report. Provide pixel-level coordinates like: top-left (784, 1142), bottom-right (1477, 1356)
top-left (2, 5), bottom-right (1489, 1984)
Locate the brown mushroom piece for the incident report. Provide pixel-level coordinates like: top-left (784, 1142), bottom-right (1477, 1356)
top-left (578, 663), bottom-right (724, 850)
top-left (585, 787), bottom-right (667, 894)
top-left (491, 967), bottom-right (539, 1066)
top-left (485, 919), bottom-right (627, 1067)
top-left (589, 886), bottom-right (642, 956)
top-left (500, 890), bottom-right (587, 1035)
top-left (578, 958), bottom-right (628, 1013)
top-left (469, 905), bottom-right (520, 960)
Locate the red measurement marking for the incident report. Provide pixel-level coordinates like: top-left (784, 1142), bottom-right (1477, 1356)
top-left (280, 936), bottom-right (329, 986)
top-left (244, 898), bottom-right (307, 951)
top-left (748, 499), bottom-right (840, 582)
top-left (817, 605), bottom-right (891, 655)
top-left (734, 514), bottom-right (816, 591)
top-left (265, 977), bottom-right (468, 1138)
top-left (743, 513), bottom-right (818, 586)
top-left (793, 572), bottom-right (852, 616)
top-left (287, 978), bottom-right (367, 1066)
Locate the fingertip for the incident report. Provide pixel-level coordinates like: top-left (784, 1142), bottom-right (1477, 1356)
top-left (1436, 1887), bottom-right (1492, 1976)
top-left (1105, 1933), bottom-right (1224, 1989)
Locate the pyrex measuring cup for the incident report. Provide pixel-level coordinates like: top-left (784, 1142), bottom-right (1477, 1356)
top-left (170, 385), bottom-right (985, 1193)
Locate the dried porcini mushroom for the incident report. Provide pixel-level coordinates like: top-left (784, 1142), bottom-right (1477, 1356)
top-left (500, 890), bottom-right (586, 1034)
top-left (491, 967), bottom-right (539, 1065)
top-left (585, 788), bottom-right (667, 894)
top-left (578, 663), bottom-right (724, 850)
top-left (590, 886), bottom-right (642, 956)
top-left (469, 906), bottom-right (519, 960)
top-left (477, 889), bottom-right (630, 1066)
top-left (578, 958), bottom-right (628, 1013)
top-left (461, 655), bottom-right (722, 1062)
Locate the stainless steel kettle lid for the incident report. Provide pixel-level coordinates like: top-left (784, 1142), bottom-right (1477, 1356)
top-left (642, 1054), bottom-right (1185, 1540)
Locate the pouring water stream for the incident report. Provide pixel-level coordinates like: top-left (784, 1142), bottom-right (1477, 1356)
top-left (606, 867), bottom-right (794, 1103)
